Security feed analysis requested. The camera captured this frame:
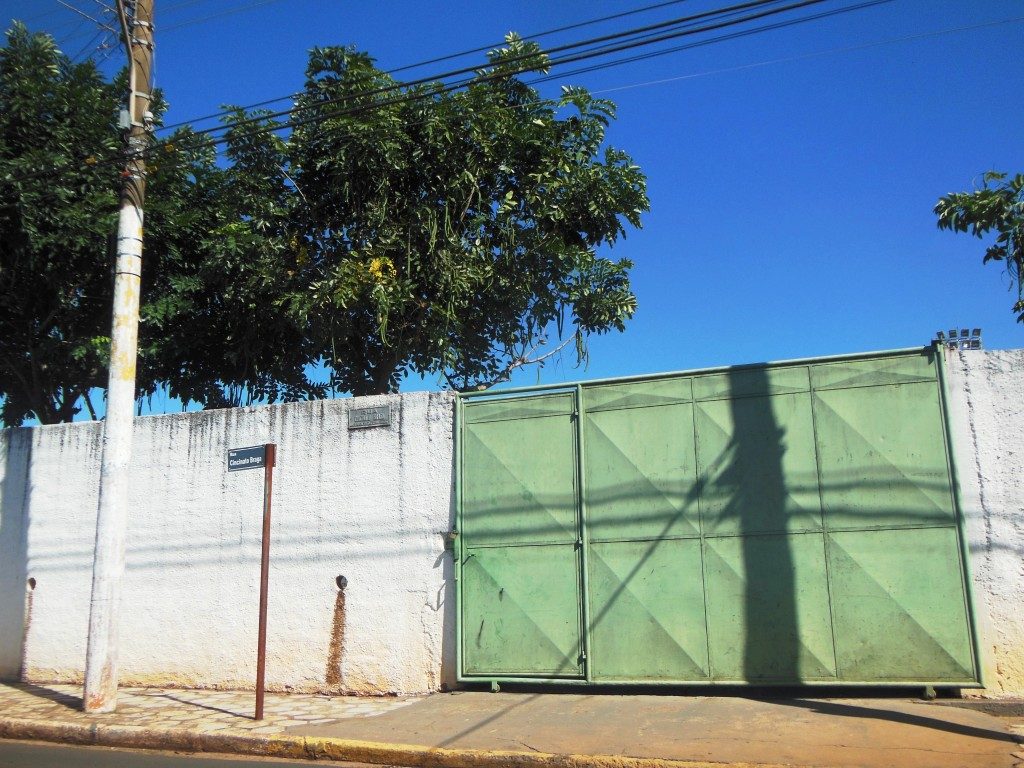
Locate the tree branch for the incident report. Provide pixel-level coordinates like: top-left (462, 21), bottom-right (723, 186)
top-left (450, 332), bottom-right (577, 392)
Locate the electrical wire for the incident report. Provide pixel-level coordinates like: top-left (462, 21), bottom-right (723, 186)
top-left (161, 0), bottom-right (286, 32)
top-left (69, 26), bottom-right (108, 61)
top-left (188, 0), bottom-right (822, 147)
top-left (4, 0), bottom-right (892, 185)
top-left (158, 0), bottom-right (698, 131)
top-left (592, 14), bottom-right (1024, 96)
top-left (55, 0), bottom-right (117, 33)
top-left (16, 2), bottom-right (72, 24)
top-left (239, 0), bottom-right (892, 154)
top-left (530, 0), bottom-right (890, 84)
top-left (170, 0), bottom-right (792, 141)
top-left (3, 0), bottom-right (872, 186)
top-left (55, 17), bottom-right (93, 44)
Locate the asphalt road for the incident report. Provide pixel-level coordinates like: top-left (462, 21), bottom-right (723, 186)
top-left (0, 739), bottom-right (398, 768)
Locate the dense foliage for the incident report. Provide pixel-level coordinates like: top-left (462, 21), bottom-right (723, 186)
top-left (935, 171), bottom-right (1024, 323)
top-left (276, 38), bottom-right (649, 394)
top-left (0, 25), bottom-right (648, 423)
top-left (0, 23), bottom-right (124, 424)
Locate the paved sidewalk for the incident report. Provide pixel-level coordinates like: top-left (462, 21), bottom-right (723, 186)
top-left (0, 682), bottom-right (416, 736)
top-left (294, 691), bottom-right (1024, 768)
top-left (0, 682), bottom-right (1022, 768)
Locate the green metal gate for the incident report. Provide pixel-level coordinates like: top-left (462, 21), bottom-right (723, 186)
top-left (455, 348), bottom-right (981, 686)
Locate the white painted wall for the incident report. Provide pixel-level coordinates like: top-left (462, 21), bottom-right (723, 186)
top-left (0, 428), bottom-right (31, 680)
top-left (0, 392), bottom-right (456, 694)
top-left (0, 350), bottom-right (1021, 696)
top-left (945, 348), bottom-right (1024, 697)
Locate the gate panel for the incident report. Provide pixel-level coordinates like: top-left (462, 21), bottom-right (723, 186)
top-left (812, 381), bottom-right (954, 530)
top-left (694, 391), bottom-right (822, 537)
top-left (588, 538), bottom-right (709, 681)
top-left (582, 387), bottom-right (709, 681)
top-left (703, 532), bottom-right (837, 681)
top-left (828, 527), bottom-right (974, 681)
top-left (584, 399), bottom-right (699, 540)
top-left (463, 393), bottom-right (578, 545)
top-left (460, 393), bottom-right (583, 678)
top-left (457, 349), bottom-right (980, 687)
top-left (462, 544), bottom-right (583, 677)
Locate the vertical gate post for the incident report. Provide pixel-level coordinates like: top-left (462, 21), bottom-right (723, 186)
top-left (453, 396), bottom-right (464, 684)
top-left (574, 384), bottom-right (593, 681)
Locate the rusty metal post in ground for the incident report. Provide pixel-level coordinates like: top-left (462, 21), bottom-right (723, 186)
top-left (255, 443), bottom-right (276, 720)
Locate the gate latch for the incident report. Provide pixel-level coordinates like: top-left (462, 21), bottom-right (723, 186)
top-left (445, 529), bottom-right (459, 551)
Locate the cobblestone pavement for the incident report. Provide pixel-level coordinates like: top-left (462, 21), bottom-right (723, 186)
top-left (0, 682), bottom-right (418, 736)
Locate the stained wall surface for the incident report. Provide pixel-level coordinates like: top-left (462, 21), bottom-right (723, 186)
top-left (0, 350), bottom-right (1021, 696)
top-left (945, 348), bottom-right (1024, 697)
top-left (0, 393), bottom-right (456, 694)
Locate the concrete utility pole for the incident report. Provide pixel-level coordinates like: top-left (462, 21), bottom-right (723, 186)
top-left (83, 0), bottom-right (154, 714)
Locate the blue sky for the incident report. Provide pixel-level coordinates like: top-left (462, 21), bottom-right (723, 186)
top-left (8, 0), bottom-right (1024, 402)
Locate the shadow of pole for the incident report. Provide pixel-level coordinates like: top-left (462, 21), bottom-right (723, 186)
top-left (720, 369), bottom-right (800, 682)
top-left (0, 428), bottom-right (32, 681)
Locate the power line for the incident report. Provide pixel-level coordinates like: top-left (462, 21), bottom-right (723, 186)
top-left (55, 17), bottom-right (93, 44)
top-left (192, 0), bottom-right (827, 146)
top-left (588, 14), bottom-right (1024, 95)
top-left (248, 0), bottom-right (890, 156)
top-left (161, 0), bottom-right (286, 32)
top-left (20, 1), bottom-right (111, 37)
top-left (9, 7), bottom-right (1022, 205)
top-left (5, 0), bottom-right (877, 186)
top-left (531, 0), bottom-right (890, 84)
top-left (158, 0), bottom-right (698, 132)
top-left (14, 2), bottom-right (69, 24)
top-left (5, 0), bottom-right (887, 185)
top-left (55, 0), bottom-right (117, 34)
top-left (172, 0), bottom-right (793, 141)
top-left (68, 26), bottom-right (108, 61)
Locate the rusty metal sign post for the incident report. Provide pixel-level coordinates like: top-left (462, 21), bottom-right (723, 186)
top-left (227, 443), bottom-right (276, 720)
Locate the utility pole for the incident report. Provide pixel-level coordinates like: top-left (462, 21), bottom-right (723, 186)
top-left (83, 0), bottom-right (154, 714)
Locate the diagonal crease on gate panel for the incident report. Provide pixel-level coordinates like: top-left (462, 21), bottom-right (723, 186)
top-left (826, 530), bottom-right (974, 681)
top-left (811, 390), bottom-right (952, 527)
top-left (588, 541), bottom-right (709, 679)
top-left (584, 411), bottom-right (699, 539)
top-left (462, 548), bottom-right (581, 676)
top-left (809, 355), bottom-right (936, 390)
top-left (463, 426), bottom-right (576, 543)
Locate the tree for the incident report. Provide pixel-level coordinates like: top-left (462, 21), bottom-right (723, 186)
top-left (0, 23), bottom-right (321, 424)
top-left (238, 36), bottom-right (649, 394)
top-left (0, 23), bottom-right (124, 424)
top-left (935, 171), bottom-right (1024, 322)
top-left (1, 27), bottom-right (648, 423)
top-left (139, 121), bottom-right (324, 409)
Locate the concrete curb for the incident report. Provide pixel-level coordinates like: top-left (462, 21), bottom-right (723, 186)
top-left (0, 716), bottom-right (802, 768)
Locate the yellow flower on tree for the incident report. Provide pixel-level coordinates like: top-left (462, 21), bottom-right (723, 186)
top-left (367, 256), bottom-right (396, 283)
